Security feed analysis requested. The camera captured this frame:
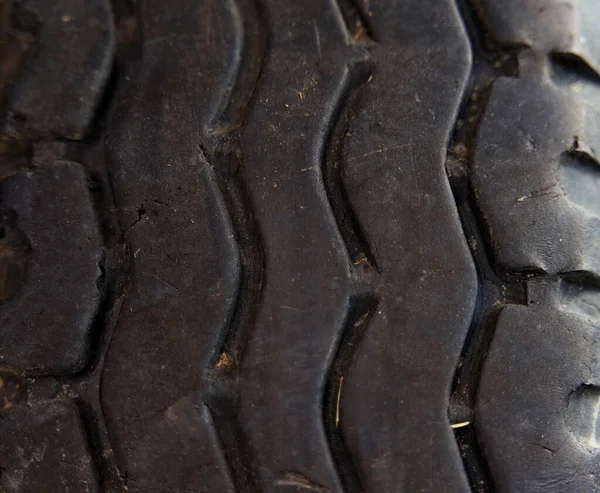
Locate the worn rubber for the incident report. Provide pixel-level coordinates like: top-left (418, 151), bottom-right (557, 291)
top-left (0, 1), bottom-right (599, 493)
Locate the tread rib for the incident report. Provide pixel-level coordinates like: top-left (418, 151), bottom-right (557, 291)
top-left (332, 1), bottom-right (476, 491)
top-left (233, 2), bottom-right (360, 490)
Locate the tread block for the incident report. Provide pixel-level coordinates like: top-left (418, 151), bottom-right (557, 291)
top-left (4, 0), bottom-right (115, 139)
top-left (0, 400), bottom-right (98, 493)
top-left (472, 77), bottom-right (600, 277)
top-left (476, 300), bottom-right (600, 493)
top-left (478, 0), bottom-right (600, 74)
top-left (334, 1), bottom-right (476, 492)
top-left (233, 1), bottom-right (353, 490)
top-left (0, 162), bottom-right (104, 375)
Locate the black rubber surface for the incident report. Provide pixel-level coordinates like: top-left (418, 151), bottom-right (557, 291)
top-left (0, 1), bottom-right (599, 492)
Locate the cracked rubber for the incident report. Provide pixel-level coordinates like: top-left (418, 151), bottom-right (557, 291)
top-left (0, 1), bottom-right (599, 493)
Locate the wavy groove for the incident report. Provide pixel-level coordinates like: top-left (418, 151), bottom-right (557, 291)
top-left (205, 396), bottom-right (258, 493)
top-left (70, 2), bottom-right (139, 490)
top-left (204, 85), bottom-right (264, 493)
top-left (450, 4), bottom-right (600, 490)
top-left (446, 176), bottom-right (526, 493)
top-left (209, 0), bottom-right (267, 135)
top-left (323, 294), bottom-right (378, 493)
top-left (446, 1), bottom-right (522, 492)
top-left (206, 161), bottom-right (265, 368)
top-left (202, 2), bottom-right (266, 492)
top-left (446, 178), bottom-right (525, 418)
top-left (319, 60), bottom-right (378, 272)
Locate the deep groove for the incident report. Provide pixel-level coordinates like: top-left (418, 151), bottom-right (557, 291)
top-left (207, 148), bottom-right (265, 367)
top-left (446, 1), bottom-right (522, 492)
top-left (446, 177), bottom-right (525, 493)
top-left (73, 2), bottom-right (140, 491)
top-left (203, 134), bottom-right (264, 493)
top-left (450, 0), bottom-right (518, 154)
top-left (202, 1), bottom-right (267, 491)
top-left (330, 0), bottom-right (375, 46)
top-left (76, 397), bottom-right (109, 493)
top-left (79, 133), bottom-right (132, 493)
top-left (446, 170), bottom-right (495, 489)
top-left (205, 401), bottom-right (257, 493)
top-left (86, 290), bottom-right (129, 493)
top-left (448, 178), bottom-right (527, 410)
top-left (551, 52), bottom-right (600, 86)
top-left (209, 0), bottom-right (267, 135)
top-left (561, 271), bottom-right (600, 291)
top-left (320, 60), bottom-right (378, 272)
top-left (74, 165), bottom-right (127, 380)
top-left (323, 294), bottom-right (378, 493)
top-left (449, 3), bottom-right (600, 491)
top-left (452, 424), bottom-right (492, 493)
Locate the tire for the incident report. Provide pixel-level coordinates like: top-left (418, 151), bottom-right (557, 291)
top-left (0, 1), bottom-right (599, 492)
